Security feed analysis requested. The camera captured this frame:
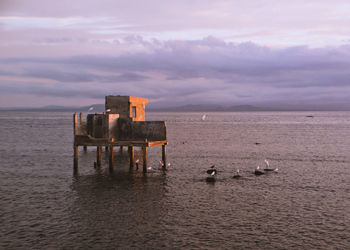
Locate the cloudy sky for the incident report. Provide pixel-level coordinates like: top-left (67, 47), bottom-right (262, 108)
top-left (1, 0), bottom-right (350, 108)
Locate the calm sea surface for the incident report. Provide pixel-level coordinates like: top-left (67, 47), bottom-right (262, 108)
top-left (1, 111), bottom-right (349, 249)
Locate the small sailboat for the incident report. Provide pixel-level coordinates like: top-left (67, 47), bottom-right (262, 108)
top-left (263, 159), bottom-right (278, 172)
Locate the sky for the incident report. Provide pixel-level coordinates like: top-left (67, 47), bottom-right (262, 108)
top-left (1, 0), bottom-right (350, 109)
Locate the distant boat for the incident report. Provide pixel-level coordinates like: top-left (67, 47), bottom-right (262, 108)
top-left (263, 159), bottom-right (278, 172)
top-left (306, 115), bottom-right (314, 118)
top-left (88, 107), bottom-right (94, 112)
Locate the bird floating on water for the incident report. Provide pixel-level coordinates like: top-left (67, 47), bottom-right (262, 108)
top-left (233, 169), bottom-right (242, 179)
top-left (254, 165), bottom-right (265, 175)
top-left (201, 114), bottom-right (207, 121)
top-left (206, 165), bottom-right (217, 182)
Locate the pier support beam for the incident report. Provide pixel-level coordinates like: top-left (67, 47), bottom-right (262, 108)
top-left (73, 113), bottom-right (78, 169)
top-left (143, 146), bottom-right (148, 173)
top-left (83, 145), bottom-right (87, 151)
top-left (109, 146), bottom-right (114, 170)
top-left (162, 144), bottom-right (167, 169)
top-left (79, 112), bottom-right (83, 124)
top-left (74, 146), bottom-right (78, 169)
top-left (129, 146), bottom-right (134, 169)
top-left (97, 146), bottom-right (102, 166)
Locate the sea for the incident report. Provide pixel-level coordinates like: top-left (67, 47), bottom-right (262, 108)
top-left (1, 111), bottom-right (349, 249)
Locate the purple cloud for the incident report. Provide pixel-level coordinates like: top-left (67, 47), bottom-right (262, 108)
top-left (1, 37), bottom-right (350, 108)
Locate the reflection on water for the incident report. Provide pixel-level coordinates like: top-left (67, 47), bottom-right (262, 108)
top-left (1, 111), bottom-right (350, 249)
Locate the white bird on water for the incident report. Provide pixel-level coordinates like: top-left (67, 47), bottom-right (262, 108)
top-left (106, 109), bottom-right (111, 112)
top-left (201, 114), bottom-right (207, 121)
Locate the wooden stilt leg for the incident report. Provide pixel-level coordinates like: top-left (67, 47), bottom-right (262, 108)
top-left (162, 144), bottom-right (167, 169)
top-left (129, 146), bottom-right (134, 169)
top-left (120, 146), bottom-right (123, 153)
top-left (97, 146), bottom-right (102, 166)
top-left (109, 146), bottom-right (114, 170)
top-left (74, 146), bottom-right (78, 169)
top-left (83, 145), bottom-right (87, 151)
top-left (79, 112), bottom-right (83, 124)
top-left (143, 146), bottom-right (148, 173)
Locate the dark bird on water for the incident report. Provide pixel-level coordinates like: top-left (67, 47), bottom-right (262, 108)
top-left (206, 165), bottom-right (217, 182)
top-left (254, 165), bottom-right (265, 175)
top-left (233, 169), bottom-right (242, 179)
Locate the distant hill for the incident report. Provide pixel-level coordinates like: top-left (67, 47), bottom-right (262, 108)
top-left (148, 104), bottom-right (276, 112)
top-left (1, 103), bottom-right (349, 112)
top-left (0, 104), bottom-right (105, 112)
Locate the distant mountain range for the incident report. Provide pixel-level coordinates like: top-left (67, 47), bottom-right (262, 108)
top-left (1, 104), bottom-right (349, 112)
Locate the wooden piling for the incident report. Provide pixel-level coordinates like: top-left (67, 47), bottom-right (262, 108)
top-left (129, 146), bottom-right (134, 168)
top-left (73, 113), bottom-right (78, 169)
top-left (143, 146), bottom-right (148, 173)
top-left (97, 146), bottom-right (102, 166)
top-left (83, 145), bottom-right (87, 151)
top-left (120, 146), bottom-right (123, 152)
top-left (162, 144), bottom-right (167, 169)
top-left (74, 146), bottom-right (78, 169)
top-left (109, 146), bottom-right (114, 170)
top-left (79, 112), bottom-right (83, 124)
top-left (73, 113), bottom-right (77, 134)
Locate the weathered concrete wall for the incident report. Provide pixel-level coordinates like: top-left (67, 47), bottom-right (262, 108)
top-left (105, 96), bottom-right (147, 121)
top-left (105, 96), bottom-right (130, 118)
top-left (116, 118), bottom-right (167, 141)
top-left (108, 113), bottom-right (119, 140)
top-left (87, 114), bottom-right (108, 138)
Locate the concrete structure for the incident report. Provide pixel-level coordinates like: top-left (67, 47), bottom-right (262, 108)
top-left (73, 96), bottom-right (167, 172)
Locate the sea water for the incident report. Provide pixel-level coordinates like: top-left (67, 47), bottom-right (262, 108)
top-left (1, 111), bottom-right (349, 249)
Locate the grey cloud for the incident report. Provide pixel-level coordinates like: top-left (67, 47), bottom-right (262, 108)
top-left (1, 37), bottom-right (350, 107)
top-left (0, 67), bottom-right (149, 83)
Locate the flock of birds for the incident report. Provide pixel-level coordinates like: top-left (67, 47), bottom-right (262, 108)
top-left (90, 111), bottom-right (278, 180)
top-left (206, 159), bottom-right (278, 182)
